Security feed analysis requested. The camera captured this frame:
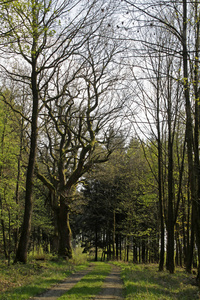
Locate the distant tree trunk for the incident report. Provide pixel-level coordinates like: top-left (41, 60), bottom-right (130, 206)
top-left (119, 234), bottom-right (122, 260)
top-left (113, 209), bottom-right (116, 259)
top-left (95, 221), bottom-right (98, 261)
top-left (145, 241), bottom-right (149, 263)
top-left (133, 238), bottom-right (138, 263)
top-left (126, 236), bottom-right (129, 262)
top-left (107, 233), bottom-right (111, 260)
top-left (154, 234), bottom-right (160, 263)
top-left (139, 240), bottom-right (141, 263)
top-left (116, 233), bottom-right (119, 260)
top-left (124, 237), bottom-right (127, 262)
top-left (186, 204), bottom-right (195, 272)
top-left (182, 198), bottom-right (187, 265)
top-left (142, 239), bottom-right (146, 263)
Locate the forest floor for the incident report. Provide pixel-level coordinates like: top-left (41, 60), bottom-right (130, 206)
top-left (30, 264), bottom-right (124, 300)
top-left (1, 255), bottom-right (200, 299)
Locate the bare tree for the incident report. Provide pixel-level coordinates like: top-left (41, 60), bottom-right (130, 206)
top-left (0, 0), bottom-right (116, 263)
top-left (35, 27), bottom-right (127, 257)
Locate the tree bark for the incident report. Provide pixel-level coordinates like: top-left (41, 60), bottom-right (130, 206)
top-left (157, 83), bottom-right (165, 271)
top-left (15, 52), bottom-right (38, 263)
top-left (154, 51), bottom-right (165, 271)
top-left (182, 0), bottom-right (200, 282)
top-left (15, 69), bottom-right (38, 263)
top-left (193, 0), bottom-right (200, 284)
top-left (14, 117), bottom-right (24, 252)
top-left (166, 82), bottom-right (175, 273)
top-left (58, 199), bottom-right (72, 258)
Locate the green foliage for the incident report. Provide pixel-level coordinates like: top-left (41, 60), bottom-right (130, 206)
top-left (78, 178), bottom-right (115, 249)
top-left (75, 137), bottom-right (159, 262)
top-left (0, 0), bottom-right (57, 57)
top-left (116, 139), bottom-right (159, 240)
top-left (32, 180), bottom-right (54, 231)
top-left (0, 97), bottom-right (26, 258)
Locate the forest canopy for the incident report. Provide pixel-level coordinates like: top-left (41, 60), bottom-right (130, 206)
top-left (0, 0), bottom-right (200, 286)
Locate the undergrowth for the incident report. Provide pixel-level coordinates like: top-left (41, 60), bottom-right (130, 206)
top-left (0, 248), bottom-right (89, 300)
top-left (114, 262), bottom-right (200, 300)
top-left (1, 249), bottom-right (200, 300)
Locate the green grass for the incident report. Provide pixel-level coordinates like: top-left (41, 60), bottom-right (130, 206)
top-left (58, 262), bottom-right (111, 300)
top-left (0, 249), bottom-right (89, 300)
top-left (114, 262), bottom-right (200, 300)
top-left (1, 250), bottom-right (200, 300)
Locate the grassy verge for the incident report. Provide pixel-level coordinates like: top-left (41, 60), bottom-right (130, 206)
top-left (114, 262), bottom-right (200, 299)
top-left (0, 249), bottom-right (89, 300)
top-left (58, 262), bottom-right (111, 300)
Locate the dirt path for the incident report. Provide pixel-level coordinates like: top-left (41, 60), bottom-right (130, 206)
top-left (29, 266), bottom-right (93, 300)
top-left (93, 265), bottom-right (124, 300)
top-left (29, 264), bottom-right (124, 300)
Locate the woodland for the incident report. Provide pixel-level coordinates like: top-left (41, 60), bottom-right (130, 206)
top-left (1, 0), bottom-right (200, 287)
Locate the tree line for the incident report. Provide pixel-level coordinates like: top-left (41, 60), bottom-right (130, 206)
top-left (0, 0), bottom-right (200, 286)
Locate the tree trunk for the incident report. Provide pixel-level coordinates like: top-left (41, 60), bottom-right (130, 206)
top-left (51, 207), bottom-right (59, 253)
top-left (133, 238), bottom-right (138, 263)
top-left (58, 199), bottom-right (72, 258)
top-left (14, 118), bottom-right (24, 252)
top-left (186, 203), bottom-right (195, 272)
top-left (116, 233), bottom-right (119, 260)
top-left (126, 236), bottom-right (129, 262)
top-left (14, 3), bottom-right (39, 263)
top-left (193, 0), bottom-right (200, 284)
top-left (95, 222), bottom-right (98, 261)
top-left (119, 234), bottom-right (122, 260)
top-left (113, 209), bottom-right (116, 259)
top-left (175, 225), bottom-right (182, 267)
top-left (156, 58), bottom-right (165, 271)
top-left (182, 0), bottom-right (200, 282)
top-left (166, 143), bottom-right (175, 273)
top-left (15, 58), bottom-right (38, 263)
top-left (1, 218), bottom-right (8, 259)
top-left (142, 239), bottom-right (146, 263)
